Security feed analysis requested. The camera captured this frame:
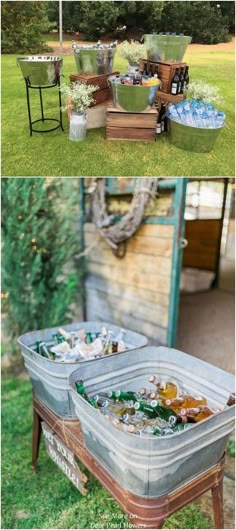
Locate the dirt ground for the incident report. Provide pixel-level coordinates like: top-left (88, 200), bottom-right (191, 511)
top-left (47, 37), bottom-right (235, 54)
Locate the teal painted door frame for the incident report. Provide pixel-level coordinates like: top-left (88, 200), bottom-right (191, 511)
top-left (80, 177), bottom-right (188, 348)
top-left (167, 178), bottom-right (188, 347)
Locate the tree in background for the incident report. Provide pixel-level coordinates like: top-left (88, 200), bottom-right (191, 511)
top-left (47, 0), bottom-right (232, 43)
top-left (1, 1), bottom-right (50, 53)
top-left (1, 178), bottom-right (83, 344)
top-left (160, 1), bottom-right (230, 43)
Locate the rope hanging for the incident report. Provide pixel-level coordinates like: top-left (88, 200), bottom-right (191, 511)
top-left (91, 178), bottom-right (159, 255)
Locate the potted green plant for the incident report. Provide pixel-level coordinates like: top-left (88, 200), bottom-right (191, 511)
top-left (60, 82), bottom-right (99, 141)
top-left (118, 39), bottom-right (145, 75)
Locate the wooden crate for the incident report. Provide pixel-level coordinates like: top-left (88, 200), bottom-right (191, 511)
top-left (70, 71), bottom-right (119, 107)
top-left (156, 90), bottom-right (185, 107)
top-left (139, 59), bottom-right (188, 94)
top-left (106, 107), bottom-right (157, 141)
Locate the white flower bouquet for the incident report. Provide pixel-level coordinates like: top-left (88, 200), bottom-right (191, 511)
top-left (184, 81), bottom-right (223, 105)
top-left (118, 39), bottom-right (145, 65)
top-left (60, 82), bottom-right (99, 114)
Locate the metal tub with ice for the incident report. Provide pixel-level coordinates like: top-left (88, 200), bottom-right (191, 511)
top-left (144, 34), bottom-right (192, 62)
top-left (18, 322), bottom-right (147, 418)
top-left (17, 56), bottom-right (63, 86)
top-left (108, 75), bottom-right (161, 112)
top-left (69, 346), bottom-right (235, 498)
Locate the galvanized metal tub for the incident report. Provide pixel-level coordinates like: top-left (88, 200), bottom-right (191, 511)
top-left (69, 346), bottom-right (235, 498)
top-left (168, 119), bottom-right (223, 153)
top-left (144, 34), bottom-right (192, 62)
top-left (18, 322), bottom-right (147, 418)
top-left (108, 77), bottom-right (161, 112)
top-left (17, 56), bottom-right (63, 86)
top-left (74, 47), bottom-right (116, 75)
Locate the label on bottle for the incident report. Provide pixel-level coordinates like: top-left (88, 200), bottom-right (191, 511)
top-left (156, 124), bottom-right (161, 134)
top-left (171, 83), bottom-right (177, 94)
top-left (161, 121), bottom-right (165, 132)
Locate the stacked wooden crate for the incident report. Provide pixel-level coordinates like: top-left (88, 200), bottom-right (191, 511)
top-left (69, 71), bottom-right (118, 128)
top-left (106, 107), bottom-right (157, 141)
top-left (139, 59), bottom-right (187, 106)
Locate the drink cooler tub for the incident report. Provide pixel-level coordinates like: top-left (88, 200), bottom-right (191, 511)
top-left (144, 35), bottom-right (192, 62)
top-left (74, 48), bottom-right (116, 75)
top-left (108, 78), bottom-right (161, 112)
top-left (69, 346), bottom-right (235, 498)
top-left (17, 56), bottom-right (63, 86)
top-left (168, 119), bottom-right (223, 153)
top-left (18, 322), bottom-right (147, 419)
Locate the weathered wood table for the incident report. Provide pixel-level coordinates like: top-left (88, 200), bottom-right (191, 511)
top-left (33, 396), bottom-right (225, 529)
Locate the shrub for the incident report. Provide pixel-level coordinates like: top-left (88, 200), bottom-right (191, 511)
top-left (1, 178), bottom-right (83, 343)
top-left (1, 1), bottom-right (51, 53)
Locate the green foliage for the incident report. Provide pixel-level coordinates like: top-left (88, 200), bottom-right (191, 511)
top-left (228, 439), bottom-right (235, 457)
top-left (160, 1), bottom-right (231, 44)
top-left (1, 178), bottom-right (83, 343)
top-left (1, 0), bottom-right (51, 53)
top-left (46, 0), bottom-right (233, 43)
top-left (1, 374), bottom-right (212, 529)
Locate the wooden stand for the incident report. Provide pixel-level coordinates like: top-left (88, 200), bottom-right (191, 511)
top-left (106, 107), bottom-right (157, 141)
top-left (69, 71), bottom-right (119, 107)
top-left (139, 59), bottom-right (188, 94)
top-left (32, 396), bottom-right (225, 529)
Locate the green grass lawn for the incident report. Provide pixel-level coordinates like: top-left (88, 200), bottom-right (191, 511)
top-left (1, 373), bottom-right (212, 529)
top-left (1, 47), bottom-right (234, 177)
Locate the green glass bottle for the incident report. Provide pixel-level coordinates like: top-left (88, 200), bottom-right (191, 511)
top-left (90, 395), bottom-right (109, 408)
top-left (75, 380), bottom-right (89, 400)
top-left (115, 390), bottom-right (139, 402)
top-left (134, 402), bottom-right (158, 418)
top-left (150, 400), bottom-right (177, 421)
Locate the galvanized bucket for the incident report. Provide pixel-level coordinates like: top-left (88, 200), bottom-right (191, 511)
top-left (18, 322), bottom-right (147, 418)
top-left (108, 77), bottom-right (161, 112)
top-left (69, 346), bottom-right (235, 498)
top-left (144, 34), bottom-right (192, 62)
top-left (74, 47), bottom-right (116, 75)
top-left (17, 56), bottom-right (63, 86)
top-left (168, 119), bottom-right (223, 153)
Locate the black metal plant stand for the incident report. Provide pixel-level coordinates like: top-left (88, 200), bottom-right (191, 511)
top-left (24, 77), bottom-right (64, 136)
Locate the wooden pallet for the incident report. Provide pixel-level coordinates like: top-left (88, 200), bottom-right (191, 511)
top-left (106, 107), bottom-right (157, 141)
top-left (139, 59), bottom-right (188, 94)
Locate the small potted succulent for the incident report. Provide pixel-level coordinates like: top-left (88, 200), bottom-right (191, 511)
top-left (118, 39), bottom-right (145, 75)
top-left (60, 82), bottom-right (99, 141)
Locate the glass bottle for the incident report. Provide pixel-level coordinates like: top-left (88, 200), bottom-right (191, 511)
top-left (170, 68), bottom-right (180, 95)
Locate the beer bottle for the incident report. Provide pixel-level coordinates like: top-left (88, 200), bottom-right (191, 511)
top-left (161, 104), bottom-right (168, 133)
top-left (150, 399), bottom-right (177, 421)
top-left (179, 67), bottom-right (185, 93)
top-left (156, 106), bottom-right (162, 135)
top-left (89, 395), bottom-right (109, 408)
top-left (156, 381), bottom-right (178, 399)
top-left (39, 342), bottom-right (52, 359)
top-left (170, 68), bottom-right (180, 95)
top-left (75, 380), bottom-right (89, 400)
top-left (184, 65), bottom-right (189, 90)
top-left (154, 65), bottom-right (159, 78)
top-left (134, 402), bottom-right (158, 418)
top-left (143, 62), bottom-right (148, 76)
top-left (114, 390), bottom-right (139, 402)
top-left (148, 64), bottom-right (153, 78)
top-left (181, 394), bottom-right (207, 408)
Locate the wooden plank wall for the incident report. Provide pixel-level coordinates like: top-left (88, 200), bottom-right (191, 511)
top-left (183, 219), bottom-right (221, 271)
top-left (84, 222), bottom-right (174, 346)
